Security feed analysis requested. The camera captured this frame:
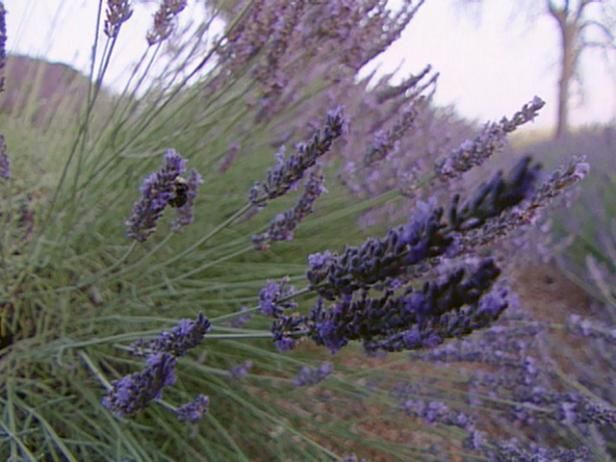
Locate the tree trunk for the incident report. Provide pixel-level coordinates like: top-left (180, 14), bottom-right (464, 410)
top-left (555, 18), bottom-right (577, 139)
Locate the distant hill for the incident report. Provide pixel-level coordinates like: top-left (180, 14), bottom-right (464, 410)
top-left (0, 54), bottom-right (103, 129)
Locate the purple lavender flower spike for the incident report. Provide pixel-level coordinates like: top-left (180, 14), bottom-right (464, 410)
top-left (229, 360), bottom-right (253, 380)
top-left (126, 149), bottom-right (192, 242)
top-left (259, 277), bottom-right (297, 317)
top-left (229, 306), bottom-right (252, 328)
top-left (0, 134), bottom-right (9, 180)
top-left (307, 201), bottom-right (452, 299)
top-left (146, 0), bottom-right (187, 45)
top-left (102, 352), bottom-right (176, 417)
top-left (292, 362), bottom-right (333, 387)
top-left (176, 394), bottom-right (209, 423)
top-left (435, 97), bottom-right (545, 181)
top-left (134, 313), bottom-right (211, 357)
top-left (0, 1), bottom-right (6, 93)
top-left (249, 107), bottom-right (345, 205)
top-left (104, 0), bottom-right (133, 38)
top-left (171, 169), bottom-right (204, 231)
top-left (253, 169), bottom-right (326, 250)
top-left (305, 259), bottom-right (504, 354)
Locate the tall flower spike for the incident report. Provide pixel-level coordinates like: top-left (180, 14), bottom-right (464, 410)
top-left (435, 97), bottom-right (545, 181)
top-left (252, 169), bottom-right (326, 250)
top-left (176, 394), bottom-right (209, 423)
top-left (0, 134), bottom-right (9, 180)
top-left (102, 352), bottom-right (176, 417)
top-left (307, 202), bottom-right (452, 299)
top-left (146, 0), bottom-right (187, 46)
top-left (0, 1), bottom-right (6, 93)
top-left (249, 107), bottom-right (345, 206)
top-left (104, 0), bottom-right (133, 39)
top-left (132, 313), bottom-right (211, 357)
top-left (307, 259), bottom-right (504, 354)
top-left (125, 149), bottom-right (191, 242)
top-left (292, 362), bottom-right (333, 387)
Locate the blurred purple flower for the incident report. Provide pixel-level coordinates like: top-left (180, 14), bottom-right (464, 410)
top-left (176, 394), bottom-right (209, 423)
top-left (292, 362), bottom-right (333, 387)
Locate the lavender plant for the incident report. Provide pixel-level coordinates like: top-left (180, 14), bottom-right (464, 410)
top-left (0, 1), bottom-right (605, 461)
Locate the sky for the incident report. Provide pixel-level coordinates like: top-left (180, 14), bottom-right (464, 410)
top-left (4, 0), bottom-right (616, 131)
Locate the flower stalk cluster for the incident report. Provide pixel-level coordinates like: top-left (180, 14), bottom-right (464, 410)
top-left (102, 314), bottom-right (210, 419)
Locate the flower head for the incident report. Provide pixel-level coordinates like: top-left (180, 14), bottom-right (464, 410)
top-left (104, 0), bottom-right (133, 38)
top-left (125, 149), bottom-right (200, 242)
top-left (176, 394), bottom-right (209, 423)
top-left (102, 352), bottom-right (176, 417)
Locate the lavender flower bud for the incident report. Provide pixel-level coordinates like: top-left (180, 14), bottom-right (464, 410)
top-left (249, 107), bottom-right (344, 205)
top-left (229, 360), bottom-right (253, 380)
top-left (176, 394), bottom-right (209, 423)
top-left (102, 352), bottom-right (176, 417)
top-left (448, 156), bottom-right (542, 231)
top-left (104, 0), bottom-right (133, 38)
top-left (229, 306), bottom-right (252, 328)
top-left (435, 97), bottom-right (545, 180)
top-left (258, 277), bottom-right (297, 317)
top-left (146, 0), bottom-right (187, 46)
top-left (0, 134), bottom-right (9, 180)
top-left (308, 259), bottom-right (503, 354)
top-left (252, 169), bottom-right (326, 250)
top-left (135, 313), bottom-right (211, 357)
top-left (0, 1), bottom-right (6, 93)
top-left (271, 313), bottom-right (307, 352)
top-left (307, 202), bottom-right (452, 299)
top-left (292, 362), bottom-right (333, 387)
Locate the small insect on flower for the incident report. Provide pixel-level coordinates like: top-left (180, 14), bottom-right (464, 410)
top-left (168, 176), bottom-right (189, 208)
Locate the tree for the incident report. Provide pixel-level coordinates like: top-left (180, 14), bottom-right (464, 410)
top-left (463, 0), bottom-right (616, 139)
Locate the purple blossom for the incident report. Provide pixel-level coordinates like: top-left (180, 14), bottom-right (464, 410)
top-left (229, 306), bottom-right (253, 328)
top-left (229, 360), bottom-right (253, 380)
top-left (104, 0), bottom-right (133, 38)
top-left (146, 0), bottom-right (187, 45)
top-left (306, 259), bottom-right (504, 354)
top-left (292, 362), bottom-right (333, 387)
top-left (271, 314), bottom-right (306, 352)
top-left (133, 313), bottom-right (211, 357)
top-left (253, 169), bottom-right (326, 249)
top-left (249, 107), bottom-right (345, 205)
top-left (126, 149), bottom-right (195, 242)
top-left (258, 277), bottom-right (297, 317)
top-left (435, 97), bottom-right (545, 180)
top-left (176, 394), bottom-right (209, 423)
top-left (0, 1), bottom-right (6, 93)
top-left (0, 134), bottom-right (9, 180)
top-left (307, 202), bottom-right (453, 299)
top-left (102, 352), bottom-right (176, 417)
top-left (171, 169), bottom-right (204, 231)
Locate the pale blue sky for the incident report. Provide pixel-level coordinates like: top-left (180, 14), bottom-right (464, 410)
top-left (5, 0), bottom-right (616, 130)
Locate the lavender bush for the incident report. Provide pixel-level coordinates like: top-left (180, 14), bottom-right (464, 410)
top-left (0, 1), bottom-right (609, 461)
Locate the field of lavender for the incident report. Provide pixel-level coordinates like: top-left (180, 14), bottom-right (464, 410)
top-left (0, 1), bottom-right (614, 461)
